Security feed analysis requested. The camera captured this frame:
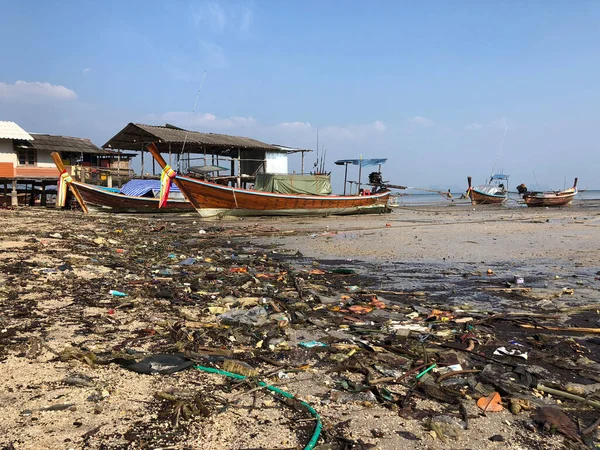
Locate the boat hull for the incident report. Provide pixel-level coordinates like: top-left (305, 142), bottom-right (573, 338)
top-left (174, 176), bottom-right (391, 217)
top-left (523, 191), bottom-right (576, 207)
top-left (468, 189), bottom-right (506, 205)
top-left (73, 181), bottom-right (194, 213)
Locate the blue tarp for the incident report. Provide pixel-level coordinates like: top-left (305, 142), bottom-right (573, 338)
top-left (334, 158), bottom-right (387, 167)
top-left (119, 180), bottom-right (181, 197)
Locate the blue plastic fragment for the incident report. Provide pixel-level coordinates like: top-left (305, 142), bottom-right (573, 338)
top-left (298, 341), bottom-right (327, 348)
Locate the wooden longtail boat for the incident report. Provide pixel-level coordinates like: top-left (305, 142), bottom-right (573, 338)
top-left (466, 175), bottom-right (508, 205)
top-left (146, 143), bottom-right (391, 218)
top-left (520, 178), bottom-right (578, 207)
top-left (51, 152), bottom-right (193, 213)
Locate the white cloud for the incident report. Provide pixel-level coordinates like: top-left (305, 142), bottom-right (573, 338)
top-left (193, 1), bottom-right (253, 34)
top-left (491, 117), bottom-right (508, 130)
top-left (464, 117), bottom-right (514, 131)
top-left (465, 122), bottom-right (482, 131)
top-left (194, 1), bottom-right (227, 33)
top-left (372, 120), bottom-right (386, 131)
top-left (277, 121), bottom-right (312, 130)
top-left (240, 6), bottom-right (253, 33)
top-left (144, 112), bottom-right (384, 146)
top-left (410, 116), bottom-right (434, 127)
top-left (320, 121), bottom-right (386, 141)
top-left (0, 80), bottom-right (77, 102)
top-left (82, 68), bottom-right (92, 74)
top-left (150, 111), bottom-right (256, 130)
top-left (199, 41), bottom-right (228, 68)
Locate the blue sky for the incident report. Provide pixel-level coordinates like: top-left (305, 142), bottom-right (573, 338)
top-left (1, 0), bottom-right (599, 191)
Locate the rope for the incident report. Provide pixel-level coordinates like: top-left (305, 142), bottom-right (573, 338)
top-left (194, 365), bottom-right (322, 450)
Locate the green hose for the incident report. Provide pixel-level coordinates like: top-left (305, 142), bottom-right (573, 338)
top-left (194, 365), bottom-right (323, 450)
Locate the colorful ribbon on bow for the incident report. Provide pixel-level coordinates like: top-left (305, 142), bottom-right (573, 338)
top-left (159, 165), bottom-right (177, 208)
top-left (57, 169), bottom-right (73, 207)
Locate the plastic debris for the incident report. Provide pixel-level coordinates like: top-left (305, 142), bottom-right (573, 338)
top-left (109, 290), bottom-right (128, 297)
top-left (298, 341), bottom-right (327, 348)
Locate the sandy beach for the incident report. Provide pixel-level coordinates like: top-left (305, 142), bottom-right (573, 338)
top-left (1, 205), bottom-right (599, 449)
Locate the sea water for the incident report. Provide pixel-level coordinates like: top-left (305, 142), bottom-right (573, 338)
top-left (391, 189), bottom-right (600, 206)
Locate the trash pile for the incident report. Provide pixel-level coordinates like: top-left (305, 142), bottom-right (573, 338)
top-left (0, 209), bottom-right (599, 449)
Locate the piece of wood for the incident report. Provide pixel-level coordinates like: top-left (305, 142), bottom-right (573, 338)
top-left (520, 324), bottom-right (600, 334)
top-left (537, 384), bottom-right (600, 409)
top-left (51, 152), bottom-right (89, 213)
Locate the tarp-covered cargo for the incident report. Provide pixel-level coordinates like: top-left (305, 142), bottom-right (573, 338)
top-left (254, 173), bottom-right (332, 195)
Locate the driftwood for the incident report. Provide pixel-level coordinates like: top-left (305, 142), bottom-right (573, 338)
top-left (536, 384), bottom-right (600, 409)
top-left (520, 324), bottom-right (600, 334)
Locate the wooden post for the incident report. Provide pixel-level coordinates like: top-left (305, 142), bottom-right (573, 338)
top-left (3, 181), bottom-right (7, 206)
top-left (168, 143), bottom-right (172, 166)
top-left (343, 162), bottom-right (349, 196)
top-left (117, 149), bottom-right (122, 188)
top-left (11, 179), bottom-right (18, 207)
top-left (236, 149), bottom-right (241, 188)
top-left (41, 183), bottom-right (47, 206)
top-left (301, 151), bottom-right (305, 174)
top-left (140, 142), bottom-right (145, 177)
top-left (357, 157), bottom-right (363, 194)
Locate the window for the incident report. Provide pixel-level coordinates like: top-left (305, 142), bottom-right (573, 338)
top-left (17, 149), bottom-right (36, 166)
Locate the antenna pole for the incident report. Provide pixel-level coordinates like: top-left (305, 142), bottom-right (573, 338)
top-left (180, 71), bottom-right (207, 171)
top-left (490, 125), bottom-right (508, 178)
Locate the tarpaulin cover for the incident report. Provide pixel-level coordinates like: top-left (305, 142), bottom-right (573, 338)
top-left (254, 173), bottom-right (332, 195)
top-left (119, 179), bottom-right (181, 197)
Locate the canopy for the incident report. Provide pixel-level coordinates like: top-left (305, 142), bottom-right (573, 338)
top-left (188, 165), bottom-right (229, 174)
top-left (254, 173), bottom-right (332, 195)
top-left (334, 158), bottom-right (387, 167)
top-left (490, 174), bottom-right (509, 181)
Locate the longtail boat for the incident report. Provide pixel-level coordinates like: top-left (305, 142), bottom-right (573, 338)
top-left (466, 174), bottom-right (508, 205)
top-left (51, 152), bottom-right (193, 213)
top-left (146, 143), bottom-right (391, 218)
top-left (518, 178), bottom-right (578, 207)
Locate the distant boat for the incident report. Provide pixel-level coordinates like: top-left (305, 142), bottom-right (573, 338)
top-left (466, 174), bottom-right (509, 205)
top-left (147, 143), bottom-right (392, 218)
top-left (517, 178), bottom-right (578, 207)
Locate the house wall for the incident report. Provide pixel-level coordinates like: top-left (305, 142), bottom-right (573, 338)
top-left (0, 139), bottom-right (17, 164)
top-left (265, 152), bottom-right (288, 174)
top-left (36, 151), bottom-right (55, 168)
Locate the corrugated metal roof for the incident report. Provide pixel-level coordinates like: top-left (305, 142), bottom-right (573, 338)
top-left (29, 134), bottom-right (105, 154)
top-left (26, 134), bottom-right (116, 155)
top-left (103, 122), bottom-right (295, 154)
top-left (0, 121), bottom-right (33, 140)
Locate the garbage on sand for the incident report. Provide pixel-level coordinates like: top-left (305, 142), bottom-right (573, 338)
top-left (2, 210), bottom-right (600, 449)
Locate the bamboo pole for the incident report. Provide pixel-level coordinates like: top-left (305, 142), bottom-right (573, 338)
top-left (146, 143), bottom-right (201, 209)
top-left (50, 152), bottom-right (89, 213)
